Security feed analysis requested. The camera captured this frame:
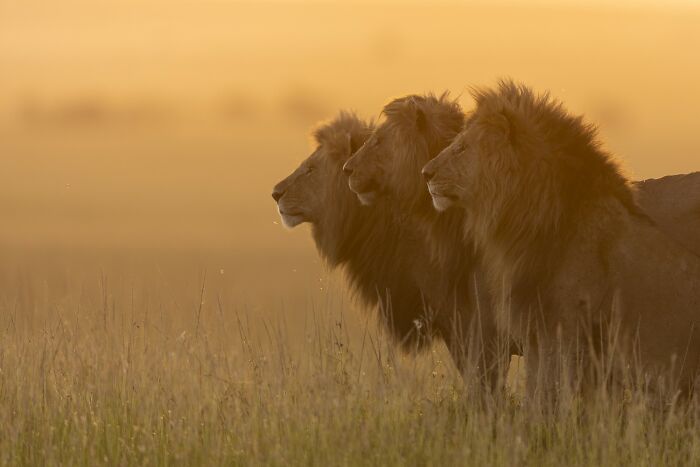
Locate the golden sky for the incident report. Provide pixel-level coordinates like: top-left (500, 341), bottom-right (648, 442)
top-left (1, 0), bottom-right (699, 250)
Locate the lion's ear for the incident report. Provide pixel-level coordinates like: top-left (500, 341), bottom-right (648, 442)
top-left (384, 95), bottom-right (428, 132)
top-left (344, 131), bottom-right (367, 157)
top-left (482, 109), bottom-right (520, 147)
top-left (404, 97), bottom-right (428, 133)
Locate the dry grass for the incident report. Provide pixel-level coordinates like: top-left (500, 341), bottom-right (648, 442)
top-left (2, 249), bottom-right (700, 466)
top-left (3, 2), bottom-right (700, 465)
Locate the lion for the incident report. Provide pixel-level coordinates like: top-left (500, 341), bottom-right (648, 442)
top-left (342, 94), bottom-right (514, 387)
top-left (343, 94), bottom-right (463, 221)
top-left (423, 80), bottom-right (700, 398)
top-left (340, 92), bottom-right (700, 390)
top-left (343, 93), bottom-right (700, 260)
top-left (273, 111), bottom-right (512, 387)
top-left (272, 112), bottom-right (431, 348)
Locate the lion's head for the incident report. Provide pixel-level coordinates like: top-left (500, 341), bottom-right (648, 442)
top-left (423, 80), bottom-right (642, 288)
top-left (343, 93), bottom-right (464, 214)
top-left (421, 124), bottom-right (478, 213)
top-left (272, 112), bottom-right (372, 229)
top-left (425, 81), bottom-right (637, 245)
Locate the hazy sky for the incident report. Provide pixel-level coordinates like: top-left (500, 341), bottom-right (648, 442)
top-left (2, 0), bottom-right (699, 250)
top-left (235, 0), bottom-right (696, 4)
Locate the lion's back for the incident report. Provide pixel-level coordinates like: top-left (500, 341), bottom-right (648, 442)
top-left (635, 172), bottom-right (700, 256)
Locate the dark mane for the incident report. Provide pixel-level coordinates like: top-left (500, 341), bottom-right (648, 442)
top-left (382, 92), bottom-right (465, 216)
top-left (309, 112), bottom-right (434, 349)
top-left (374, 94), bottom-right (488, 349)
top-left (312, 111), bottom-right (372, 158)
top-left (377, 94), bottom-right (472, 265)
top-left (468, 79), bottom-right (643, 289)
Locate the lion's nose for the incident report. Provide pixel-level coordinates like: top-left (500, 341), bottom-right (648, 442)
top-left (422, 167), bottom-right (434, 182)
top-left (342, 162), bottom-right (353, 176)
top-left (272, 189), bottom-right (284, 202)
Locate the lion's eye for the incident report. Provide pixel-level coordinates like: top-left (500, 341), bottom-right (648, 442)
top-left (305, 166), bottom-right (315, 175)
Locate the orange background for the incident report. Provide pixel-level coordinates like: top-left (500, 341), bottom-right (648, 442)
top-left (2, 1), bottom-right (699, 308)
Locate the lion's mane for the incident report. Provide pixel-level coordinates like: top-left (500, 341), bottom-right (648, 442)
top-left (310, 112), bottom-right (433, 349)
top-left (464, 80), bottom-right (648, 293)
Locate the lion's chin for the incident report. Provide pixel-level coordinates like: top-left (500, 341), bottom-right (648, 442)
top-left (430, 194), bottom-right (456, 212)
top-left (279, 211), bottom-right (308, 228)
top-left (356, 192), bottom-right (378, 206)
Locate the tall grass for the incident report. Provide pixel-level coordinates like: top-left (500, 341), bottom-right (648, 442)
top-left (1, 252), bottom-right (699, 466)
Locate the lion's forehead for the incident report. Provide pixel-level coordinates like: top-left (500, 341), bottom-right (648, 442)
top-left (460, 124), bottom-right (480, 141)
top-left (353, 145), bottom-right (378, 166)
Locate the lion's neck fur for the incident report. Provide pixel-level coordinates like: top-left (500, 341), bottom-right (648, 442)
top-left (468, 81), bottom-right (647, 307)
top-left (282, 113), bottom-right (429, 347)
top-left (378, 94), bottom-right (491, 345)
top-left (309, 118), bottom-right (432, 348)
top-left (382, 94), bottom-right (471, 268)
top-left (379, 92), bottom-right (465, 220)
top-left (311, 169), bottom-right (435, 348)
top-left (380, 96), bottom-right (491, 337)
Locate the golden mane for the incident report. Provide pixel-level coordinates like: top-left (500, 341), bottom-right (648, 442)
top-left (305, 113), bottom-right (435, 349)
top-left (372, 92), bottom-right (472, 269)
top-left (465, 80), bottom-right (648, 288)
top-left (454, 81), bottom-right (700, 393)
top-left (368, 94), bottom-right (513, 374)
top-left (312, 108), bottom-right (506, 371)
top-left (382, 92), bottom-right (465, 215)
top-left (312, 111), bottom-right (373, 160)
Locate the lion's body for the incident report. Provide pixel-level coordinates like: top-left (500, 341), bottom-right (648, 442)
top-left (424, 81), bottom-right (700, 395)
top-left (533, 200), bottom-right (700, 389)
top-left (635, 172), bottom-right (700, 255)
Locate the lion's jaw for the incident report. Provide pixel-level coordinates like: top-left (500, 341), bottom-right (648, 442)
top-left (358, 192), bottom-right (379, 206)
top-left (347, 176), bottom-right (382, 206)
top-left (279, 210), bottom-right (308, 228)
top-left (427, 182), bottom-right (459, 211)
top-left (276, 196), bottom-right (312, 228)
top-left (423, 140), bottom-right (468, 213)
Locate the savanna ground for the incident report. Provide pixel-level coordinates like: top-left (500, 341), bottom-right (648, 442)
top-left (4, 248), bottom-right (700, 466)
top-left (3, 1), bottom-right (700, 465)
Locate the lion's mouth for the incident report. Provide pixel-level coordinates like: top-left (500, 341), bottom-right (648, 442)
top-left (428, 189), bottom-right (458, 200)
top-left (427, 184), bottom-right (459, 211)
top-left (279, 210), bottom-right (304, 217)
top-left (348, 178), bottom-right (382, 205)
top-left (277, 208), bottom-right (308, 228)
top-left (427, 185), bottom-right (458, 200)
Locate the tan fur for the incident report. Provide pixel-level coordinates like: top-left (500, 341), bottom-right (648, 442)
top-left (634, 172), bottom-right (700, 255)
top-left (274, 112), bottom-right (511, 382)
top-left (273, 112), bottom-right (435, 348)
top-left (344, 93), bottom-right (463, 214)
top-left (424, 80), bottom-right (700, 396)
top-left (344, 94), bottom-right (515, 386)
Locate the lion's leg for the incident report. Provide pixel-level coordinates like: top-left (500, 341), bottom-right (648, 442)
top-left (524, 341), bottom-right (546, 405)
top-left (482, 326), bottom-right (514, 394)
top-left (524, 328), bottom-right (585, 409)
top-left (441, 312), bottom-right (511, 395)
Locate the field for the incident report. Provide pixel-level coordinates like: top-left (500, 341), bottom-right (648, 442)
top-left (3, 249), bottom-right (700, 466)
top-left (3, 1), bottom-right (700, 465)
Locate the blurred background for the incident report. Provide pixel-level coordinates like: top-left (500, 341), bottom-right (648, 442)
top-left (2, 0), bottom-right (700, 331)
